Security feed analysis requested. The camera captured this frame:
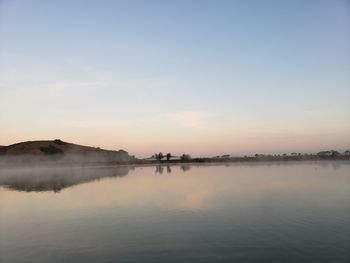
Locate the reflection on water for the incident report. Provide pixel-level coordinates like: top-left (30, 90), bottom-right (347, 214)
top-left (0, 161), bottom-right (350, 263)
top-left (180, 164), bottom-right (191, 172)
top-left (154, 165), bottom-right (173, 174)
top-left (0, 166), bottom-right (131, 192)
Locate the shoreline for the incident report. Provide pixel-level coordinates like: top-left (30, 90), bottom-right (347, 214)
top-left (1, 155), bottom-right (349, 169)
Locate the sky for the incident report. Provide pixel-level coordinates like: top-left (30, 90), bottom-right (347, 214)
top-left (0, 0), bottom-right (349, 157)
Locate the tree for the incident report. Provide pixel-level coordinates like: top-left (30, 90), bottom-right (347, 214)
top-left (180, 154), bottom-right (191, 161)
top-left (155, 152), bottom-right (164, 162)
top-left (166, 153), bottom-right (172, 161)
top-left (53, 139), bottom-right (65, 145)
top-left (331, 150), bottom-right (339, 157)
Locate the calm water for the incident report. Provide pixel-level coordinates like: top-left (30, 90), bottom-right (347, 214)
top-left (0, 161), bottom-right (349, 262)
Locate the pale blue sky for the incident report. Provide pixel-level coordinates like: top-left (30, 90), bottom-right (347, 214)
top-left (0, 0), bottom-right (349, 156)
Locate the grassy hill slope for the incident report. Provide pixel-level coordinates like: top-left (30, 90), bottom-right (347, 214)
top-left (0, 139), bottom-right (131, 164)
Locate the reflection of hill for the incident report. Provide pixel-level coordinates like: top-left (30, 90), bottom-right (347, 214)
top-left (0, 166), bottom-right (131, 192)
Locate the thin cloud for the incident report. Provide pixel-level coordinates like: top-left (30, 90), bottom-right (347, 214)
top-left (166, 111), bottom-right (218, 129)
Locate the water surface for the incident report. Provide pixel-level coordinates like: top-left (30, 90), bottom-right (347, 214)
top-left (1, 161), bottom-right (349, 262)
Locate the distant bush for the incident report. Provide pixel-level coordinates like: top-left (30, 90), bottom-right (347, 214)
top-left (40, 145), bottom-right (63, 155)
top-left (53, 139), bottom-right (66, 145)
top-left (180, 154), bottom-right (191, 161)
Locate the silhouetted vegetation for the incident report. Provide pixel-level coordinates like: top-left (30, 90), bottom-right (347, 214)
top-left (135, 150), bottom-right (350, 165)
top-left (180, 154), bottom-right (191, 161)
top-left (317, 150), bottom-right (340, 157)
top-left (153, 152), bottom-right (164, 162)
top-left (53, 139), bottom-right (66, 145)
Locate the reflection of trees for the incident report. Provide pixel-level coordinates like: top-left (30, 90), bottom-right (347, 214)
top-left (155, 165), bottom-right (164, 174)
top-left (155, 165), bottom-right (172, 174)
top-left (0, 166), bottom-right (130, 192)
top-left (180, 164), bottom-right (191, 172)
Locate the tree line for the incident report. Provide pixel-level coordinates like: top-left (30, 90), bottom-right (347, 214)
top-left (152, 152), bottom-right (191, 162)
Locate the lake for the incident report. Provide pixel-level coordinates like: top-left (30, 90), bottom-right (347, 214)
top-left (0, 161), bottom-right (349, 262)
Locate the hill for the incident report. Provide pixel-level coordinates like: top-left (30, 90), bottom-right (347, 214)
top-left (0, 139), bottom-right (131, 164)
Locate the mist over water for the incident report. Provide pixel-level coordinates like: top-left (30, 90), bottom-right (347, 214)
top-left (1, 161), bottom-right (350, 262)
top-left (0, 165), bottom-right (131, 192)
